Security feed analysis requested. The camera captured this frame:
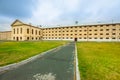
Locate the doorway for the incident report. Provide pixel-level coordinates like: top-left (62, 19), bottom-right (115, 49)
top-left (16, 37), bottom-right (19, 41)
top-left (74, 38), bottom-right (77, 42)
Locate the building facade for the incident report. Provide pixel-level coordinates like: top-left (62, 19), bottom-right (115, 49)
top-left (0, 31), bottom-right (11, 40)
top-left (0, 19), bottom-right (120, 41)
top-left (11, 20), bottom-right (42, 41)
top-left (43, 23), bottom-right (120, 41)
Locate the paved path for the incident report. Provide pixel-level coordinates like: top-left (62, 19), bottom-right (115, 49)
top-left (0, 42), bottom-right (75, 80)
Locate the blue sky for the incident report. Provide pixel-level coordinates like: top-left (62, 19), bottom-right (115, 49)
top-left (0, 0), bottom-right (120, 31)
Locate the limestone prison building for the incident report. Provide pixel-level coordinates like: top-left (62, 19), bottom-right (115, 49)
top-left (0, 19), bottom-right (120, 41)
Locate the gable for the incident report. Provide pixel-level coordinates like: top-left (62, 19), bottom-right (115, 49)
top-left (11, 20), bottom-right (24, 27)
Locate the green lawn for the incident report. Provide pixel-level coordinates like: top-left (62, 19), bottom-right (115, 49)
top-left (0, 41), bottom-right (67, 66)
top-left (77, 42), bottom-right (120, 80)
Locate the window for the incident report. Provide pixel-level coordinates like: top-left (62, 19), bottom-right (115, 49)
top-left (100, 29), bottom-right (103, 31)
top-left (66, 30), bottom-right (69, 32)
top-left (79, 30), bottom-right (82, 32)
top-left (39, 31), bottom-right (40, 35)
top-left (84, 37), bottom-right (86, 39)
top-left (94, 37), bottom-right (97, 39)
top-left (27, 29), bottom-right (29, 34)
top-left (32, 29), bottom-right (34, 34)
top-left (79, 34), bottom-right (82, 35)
top-left (89, 37), bottom-right (92, 39)
top-left (94, 29), bottom-right (97, 31)
top-left (112, 24), bottom-right (116, 26)
top-left (89, 34), bottom-right (92, 35)
top-left (20, 37), bottom-right (22, 40)
top-left (94, 33), bottom-right (97, 35)
top-left (79, 37), bottom-right (82, 39)
top-left (106, 33), bottom-right (109, 35)
top-left (112, 33), bottom-right (116, 35)
top-left (106, 29), bottom-right (109, 31)
top-left (112, 37), bottom-right (116, 39)
top-left (75, 30), bottom-right (77, 32)
top-left (27, 37), bottom-right (29, 40)
top-left (100, 37), bottom-right (103, 39)
top-left (21, 28), bottom-right (22, 34)
top-left (14, 29), bottom-right (15, 34)
top-left (13, 37), bottom-right (15, 40)
top-left (36, 30), bottom-right (37, 35)
top-left (106, 37), bottom-right (109, 39)
top-left (100, 33), bottom-right (103, 35)
top-left (89, 30), bottom-right (92, 31)
top-left (17, 28), bottom-right (19, 34)
top-left (112, 29), bottom-right (116, 31)
top-left (94, 25), bottom-right (97, 27)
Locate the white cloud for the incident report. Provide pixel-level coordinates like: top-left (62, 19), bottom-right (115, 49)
top-left (28, 0), bottom-right (81, 26)
top-left (83, 0), bottom-right (120, 23)
top-left (1, 0), bottom-right (120, 31)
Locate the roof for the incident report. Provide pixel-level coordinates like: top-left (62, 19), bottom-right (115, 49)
top-left (11, 19), bottom-right (42, 29)
top-left (43, 22), bottom-right (120, 29)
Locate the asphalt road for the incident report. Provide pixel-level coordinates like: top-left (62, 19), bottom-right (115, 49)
top-left (0, 42), bottom-right (75, 80)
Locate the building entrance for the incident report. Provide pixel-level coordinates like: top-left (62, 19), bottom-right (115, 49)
top-left (16, 37), bottom-right (19, 41)
top-left (74, 38), bottom-right (77, 42)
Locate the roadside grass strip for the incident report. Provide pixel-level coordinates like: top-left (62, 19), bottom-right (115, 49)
top-left (0, 41), bottom-right (67, 66)
top-left (77, 42), bottom-right (120, 80)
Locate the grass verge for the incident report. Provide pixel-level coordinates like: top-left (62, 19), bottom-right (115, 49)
top-left (77, 42), bottom-right (120, 80)
top-left (0, 41), bottom-right (67, 66)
